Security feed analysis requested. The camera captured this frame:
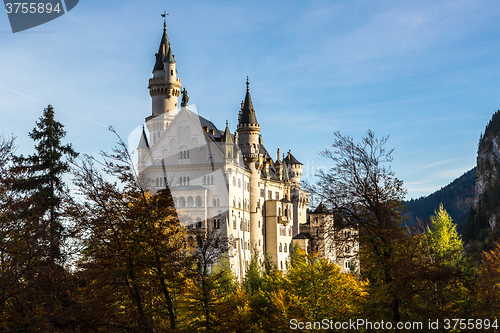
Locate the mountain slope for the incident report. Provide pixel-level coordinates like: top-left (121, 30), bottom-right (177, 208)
top-left (404, 168), bottom-right (476, 233)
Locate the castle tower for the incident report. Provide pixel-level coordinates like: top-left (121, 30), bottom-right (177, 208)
top-left (236, 78), bottom-right (263, 256)
top-left (284, 150), bottom-right (307, 235)
top-left (149, 20), bottom-right (181, 117)
top-left (145, 20), bottom-right (182, 146)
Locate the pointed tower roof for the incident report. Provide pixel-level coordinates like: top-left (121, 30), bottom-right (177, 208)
top-left (222, 121), bottom-right (233, 144)
top-left (138, 126), bottom-right (150, 149)
top-left (238, 77), bottom-right (258, 126)
top-left (165, 43), bottom-right (175, 63)
top-left (153, 22), bottom-right (170, 71)
top-left (312, 202), bottom-right (327, 214)
top-left (284, 150), bottom-right (303, 165)
top-left (282, 154), bottom-right (290, 181)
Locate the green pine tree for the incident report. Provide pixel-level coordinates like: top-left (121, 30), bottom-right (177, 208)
top-left (13, 105), bottom-right (78, 263)
top-left (427, 204), bottom-right (463, 264)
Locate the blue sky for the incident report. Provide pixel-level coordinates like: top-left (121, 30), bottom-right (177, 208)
top-left (1, 0), bottom-right (500, 199)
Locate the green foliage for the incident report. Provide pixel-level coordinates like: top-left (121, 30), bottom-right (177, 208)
top-left (0, 106), bottom-right (80, 331)
top-left (427, 204), bottom-right (463, 264)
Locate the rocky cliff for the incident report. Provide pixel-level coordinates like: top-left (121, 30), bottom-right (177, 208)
top-left (463, 110), bottom-right (500, 246)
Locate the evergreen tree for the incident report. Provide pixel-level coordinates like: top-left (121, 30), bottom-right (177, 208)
top-left (0, 106), bottom-right (79, 331)
top-left (427, 204), bottom-right (463, 264)
top-left (12, 105), bottom-right (77, 263)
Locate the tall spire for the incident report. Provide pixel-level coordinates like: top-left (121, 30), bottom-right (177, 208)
top-left (153, 14), bottom-right (170, 71)
top-left (223, 120), bottom-right (233, 144)
top-left (238, 77), bottom-right (258, 126)
top-left (148, 15), bottom-right (182, 116)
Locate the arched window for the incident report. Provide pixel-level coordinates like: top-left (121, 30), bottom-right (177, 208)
top-left (284, 208), bottom-right (288, 217)
top-left (187, 196), bottom-right (194, 207)
top-left (279, 243), bottom-right (282, 252)
top-left (284, 243), bottom-right (287, 253)
top-left (280, 261), bottom-right (283, 270)
top-left (195, 196), bottom-right (202, 207)
top-left (238, 179), bottom-right (241, 188)
top-left (179, 148), bottom-right (190, 160)
top-left (233, 177), bottom-right (236, 186)
top-left (178, 197), bottom-right (186, 208)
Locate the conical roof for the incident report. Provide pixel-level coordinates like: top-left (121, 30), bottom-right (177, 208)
top-left (222, 121), bottom-right (233, 144)
top-left (284, 151), bottom-right (303, 165)
top-left (238, 78), bottom-right (258, 126)
top-left (165, 43), bottom-right (175, 63)
top-left (312, 202), bottom-right (327, 214)
top-left (138, 126), bottom-right (150, 149)
top-left (153, 23), bottom-right (170, 71)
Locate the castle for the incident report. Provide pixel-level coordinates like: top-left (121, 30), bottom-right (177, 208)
top-left (137, 22), bottom-right (357, 279)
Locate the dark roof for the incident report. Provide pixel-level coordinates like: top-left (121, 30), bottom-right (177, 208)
top-left (284, 151), bottom-right (302, 165)
top-left (195, 112), bottom-right (223, 140)
top-left (165, 44), bottom-right (175, 63)
top-left (238, 78), bottom-right (258, 126)
top-left (292, 232), bottom-right (311, 240)
top-left (312, 202), bottom-right (328, 214)
top-left (138, 126), bottom-right (149, 149)
top-left (153, 24), bottom-right (170, 71)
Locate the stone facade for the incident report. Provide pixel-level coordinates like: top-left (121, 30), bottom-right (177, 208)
top-left (137, 24), bottom-right (309, 280)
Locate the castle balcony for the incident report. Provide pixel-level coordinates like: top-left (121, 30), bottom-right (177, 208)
top-left (149, 77), bottom-right (165, 85)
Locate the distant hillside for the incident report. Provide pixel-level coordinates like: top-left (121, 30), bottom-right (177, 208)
top-left (404, 168), bottom-right (476, 233)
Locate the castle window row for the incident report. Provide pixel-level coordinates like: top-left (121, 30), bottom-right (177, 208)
top-left (179, 149), bottom-right (190, 159)
top-left (156, 177), bottom-right (166, 187)
top-left (178, 176), bottom-right (190, 186)
top-left (176, 195), bottom-right (203, 208)
top-left (279, 242), bottom-right (290, 253)
top-left (202, 175), bottom-right (214, 185)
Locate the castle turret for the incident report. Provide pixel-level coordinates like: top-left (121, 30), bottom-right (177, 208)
top-left (236, 78), bottom-right (263, 256)
top-left (284, 150), bottom-right (303, 186)
top-left (222, 121), bottom-right (235, 162)
top-left (237, 78), bottom-right (260, 159)
top-left (148, 21), bottom-right (182, 118)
